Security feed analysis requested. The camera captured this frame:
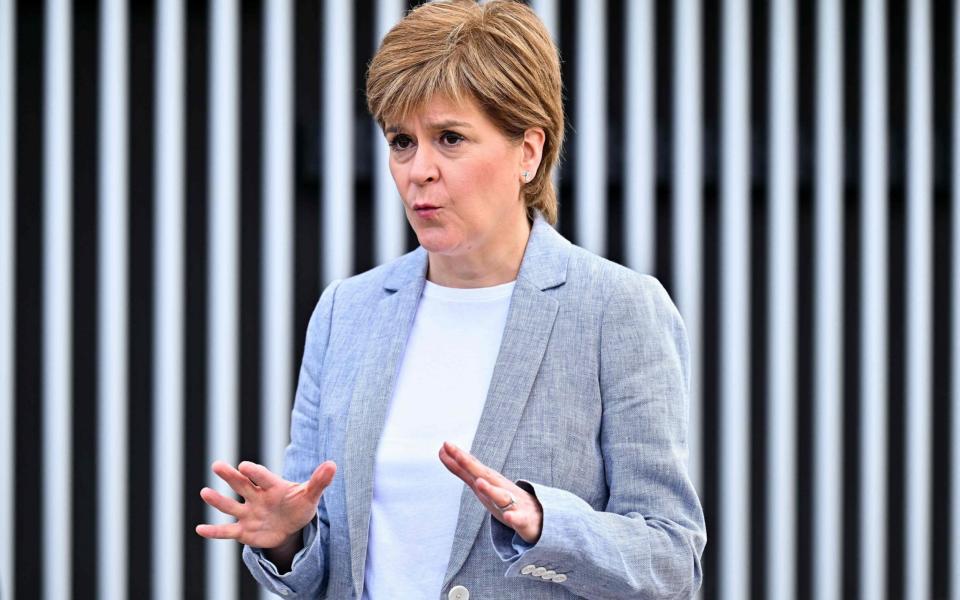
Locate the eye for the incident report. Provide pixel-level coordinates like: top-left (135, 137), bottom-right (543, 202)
top-left (388, 134), bottom-right (414, 152)
top-left (440, 131), bottom-right (465, 147)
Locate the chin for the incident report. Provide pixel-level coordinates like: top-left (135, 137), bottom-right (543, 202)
top-left (414, 228), bottom-right (462, 255)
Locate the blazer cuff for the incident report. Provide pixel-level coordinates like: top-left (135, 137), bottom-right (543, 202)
top-left (490, 480), bottom-right (537, 561)
top-left (242, 514), bottom-right (320, 596)
top-left (490, 480), bottom-right (598, 587)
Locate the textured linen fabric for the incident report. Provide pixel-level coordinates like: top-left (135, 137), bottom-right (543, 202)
top-left (363, 280), bottom-right (514, 598)
top-left (242, 216), bottom-right (706, 599)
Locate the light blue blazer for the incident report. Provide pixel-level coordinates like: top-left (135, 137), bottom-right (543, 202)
top-left (243, 216), bottom-right (706, 599)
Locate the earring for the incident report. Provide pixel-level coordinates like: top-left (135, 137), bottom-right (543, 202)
top-left (521, 170), bottom-right (530, 182)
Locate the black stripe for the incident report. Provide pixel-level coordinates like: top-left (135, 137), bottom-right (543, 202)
top-left (71, 0), bottom-right (101, 596)
top-left (841, 2), bottom-right (863, 599)
top-left (796, 1), bottom-right (816, 598)
top-left (14, 0), bottom-right (45, 597)
top-left (127, 0), bottom-right (155, 596)
top-left (931, 0), bottom-right (954, 597)
top-left (239, 0), bottom-right (262, 596)
top-left (183, 0), bottom-right (210, 593)
top-left (294, 0), bottom-right (320, 366)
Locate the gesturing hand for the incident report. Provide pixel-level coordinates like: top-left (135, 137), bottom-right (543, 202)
top-left (196, 460), bottom-right (336, 550)
top-left (439, 441), bottom-right (543, 544)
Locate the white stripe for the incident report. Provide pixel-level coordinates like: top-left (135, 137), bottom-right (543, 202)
top-left (905, 1), bottom-right (932, 598)
top-left (672, 0), bottom-right (703, 493)
top-left (624, 0), bottom-right (655, 274)
top-left (813, 1), bottom-right (843, 599)
top-left (153, 0), bottom-right (185, 597)
top-left (860, 0), bottom-right (888, 596)
top-left (0, 1), bottom-right (14, 599)
top-left (530, 0), bottom-right (558, 43)
top-left (530, 0), bottom-right (560, 201)
top-left (767, 1), bottom-right (797, 598)
top-left (207, 0), bottom-right (241, 597)
top-left (952, 2), bottom-right (960, 598)
top-left (262, 0), bottom-right (293, 475)
top-left (719, 0), bottom-right (750, 598)
top-left (262, 5), bottom-right (294, 600)
top-left (97, 0), bottom-right (129, 597)
top-left (42, 0), bottom-right (73, 597)
top-left (322, 0), bottom-right (353, 282)
top-left (574, 0), bottom-right (606, 254)
top-left (374, 0), bottom-right (405, 265)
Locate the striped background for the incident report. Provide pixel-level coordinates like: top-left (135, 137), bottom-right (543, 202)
top-left (0, 0), bottom-right (957, 599)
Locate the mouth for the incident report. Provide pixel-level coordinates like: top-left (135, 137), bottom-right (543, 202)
top-left (412, 204), bottom-right (441, 218)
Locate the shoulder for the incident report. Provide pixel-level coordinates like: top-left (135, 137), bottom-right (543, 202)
top-left (561, 244), bottom-right (678, 322)
top-left (319, 247), bottom-right (427, 310)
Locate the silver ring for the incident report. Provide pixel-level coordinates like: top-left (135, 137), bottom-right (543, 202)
top-left (496, 493), bottom-right (517, 512)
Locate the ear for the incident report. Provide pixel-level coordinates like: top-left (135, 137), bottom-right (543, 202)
top-left (520, 127), bottom-right (546, 182)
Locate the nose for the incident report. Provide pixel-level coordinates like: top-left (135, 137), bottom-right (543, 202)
top-left (408, 142), bottom-right (440, 185)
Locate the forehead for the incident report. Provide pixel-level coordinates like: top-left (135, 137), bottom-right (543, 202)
top-left (384, 94), bottom-right (490, 133)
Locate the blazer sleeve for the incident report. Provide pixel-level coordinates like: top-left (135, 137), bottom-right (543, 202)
top-left (490, 274), bottom-right (706, 599)
top-left (242, 279), bottom-right (342, 599)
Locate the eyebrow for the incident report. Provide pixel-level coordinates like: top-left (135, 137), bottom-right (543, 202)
top-left (385, 119), bottom-right (474, 134)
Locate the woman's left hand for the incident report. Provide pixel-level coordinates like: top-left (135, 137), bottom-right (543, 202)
top-left (439, 441), bottom-right (543, 544)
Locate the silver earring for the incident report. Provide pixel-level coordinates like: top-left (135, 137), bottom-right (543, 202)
top-left (522, 170), bottom-right (530, 182)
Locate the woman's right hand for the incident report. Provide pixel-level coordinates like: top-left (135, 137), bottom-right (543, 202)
top-left (196, 460), bottom-right (337, 550)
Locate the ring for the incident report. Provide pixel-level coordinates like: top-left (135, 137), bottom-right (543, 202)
top-left (496, 493), bottom-right (517, 512)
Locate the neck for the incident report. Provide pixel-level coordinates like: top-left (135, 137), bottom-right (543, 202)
top-left (426, 216), bottom-right (531, 288)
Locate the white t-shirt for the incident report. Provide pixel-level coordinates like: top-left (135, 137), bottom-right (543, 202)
top-left (362, 279), bottom-right (515, 599)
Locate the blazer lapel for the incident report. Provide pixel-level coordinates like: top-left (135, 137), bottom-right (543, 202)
top-left (344, 249), bottom-right (427, 598)
top-left (441, 217), bottom-right (569, 587)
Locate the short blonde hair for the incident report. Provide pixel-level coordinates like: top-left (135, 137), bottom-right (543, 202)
top-left (366, 0), bottom-right (564, 224)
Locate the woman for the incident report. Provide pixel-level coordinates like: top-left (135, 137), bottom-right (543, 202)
top-left (197, 1), bottom-right (706, 598)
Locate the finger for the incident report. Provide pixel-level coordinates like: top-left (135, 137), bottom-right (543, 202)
top-left (200, 486), bottom-right (245, 518)
top-left (439, 445), bottom-right (476, 486)
top-left (195, 522), bottom-right (243, 540)
top-left (444, 442), bottom-right (506, 486)
top-left (211, 461), bottom-right (255, 498)
top-left (475, 477), bottom-right (516, 511)
top-left (303, 461), bottom-right (337, 504)
top-left (237, 461), bottom-right (280, 490)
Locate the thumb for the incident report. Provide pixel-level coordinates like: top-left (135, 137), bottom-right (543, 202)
top-left (304, 461), bottom-right (336, 504)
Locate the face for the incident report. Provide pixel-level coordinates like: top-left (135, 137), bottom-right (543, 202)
top-left (385, 95), bottom-right (539, 259)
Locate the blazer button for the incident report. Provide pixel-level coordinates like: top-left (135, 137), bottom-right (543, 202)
top-left (541, 570), bottom-right (557, 580)
top-left (552, 574), bottom-right (568, 583)
top-left (533, 567), bottom-right (547, 577)
top-left (448, 585), bottom-right (470, 600)
top-left (520, 565), bottom-right (537, 575)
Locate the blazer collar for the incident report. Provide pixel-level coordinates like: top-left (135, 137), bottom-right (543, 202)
top-left (346, 215), bottom-right (570, 596)
top-left (382, 214), bottom-right (571, 293)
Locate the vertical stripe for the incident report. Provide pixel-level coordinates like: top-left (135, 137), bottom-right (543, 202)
top-left (672, 0), bottom-right (703, 491)
top-left (374, 0), bottom-right (405, 265)
top-left (574, 0), bottom-right (606, 254)
top-left (531, 0), bottom-right (558, 42)
top-left (41, 0), bottom-right (72, 597)
top-left (97, 0), bottom-right (128, 598)
top-left (952, 2), bottom-right (960, 597)
top-left (207, 0), bottom-right (240, 597)
top-left (530, 0), bottom-right (560, 198)
top-left (624, 0), bottom-right (654, 274)
top-left (814, 1), bottom-right (843, 599)
top-left (322, 0), bottom-right (353, 282)
top-left (860, 0), bottom-right (888, 596)
top-left (153, 0), bottom-right (185, 597)
top-left (262, 0), bottom-right (293, 478)
top-left (905, 1), bottom-right (933, 598)
top-left (0, 1), bottom-right (14, 599)
top-left (719, 0), bottom-right (750, 598)
top-left (767, 0), bottom-right (798, 598)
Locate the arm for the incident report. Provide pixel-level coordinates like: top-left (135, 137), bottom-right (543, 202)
top-left (240, 279), bottom-right (343, 598)
top-left (488, 275), bottom-right (705, 598)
